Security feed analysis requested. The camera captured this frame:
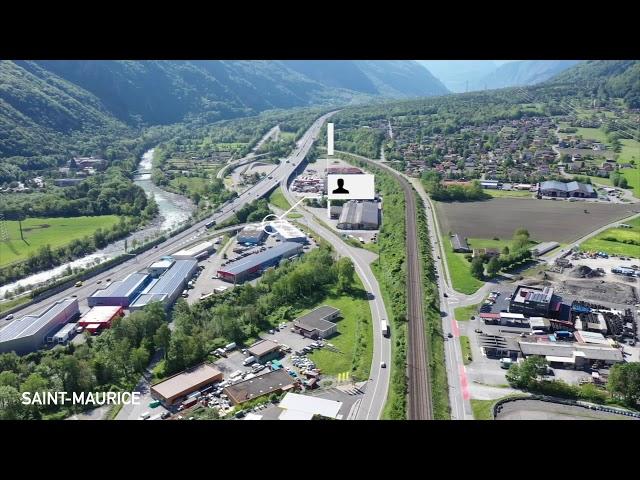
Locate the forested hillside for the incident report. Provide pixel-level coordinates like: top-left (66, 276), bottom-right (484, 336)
top-left (549, 60), bottom-right (640, 108)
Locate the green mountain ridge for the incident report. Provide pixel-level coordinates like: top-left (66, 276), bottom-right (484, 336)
top-left (0, 60), bottom-right (448, 157)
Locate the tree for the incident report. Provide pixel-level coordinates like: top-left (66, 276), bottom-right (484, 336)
top-left (0, 371), bottom-right (19, 388)
top-left (336, 257), bottom-right (355, 293)
top-left (607, 362), bottom-right (640, 407)
top-left (153, 324), bottom-right (171, 358)
top-left (619, 177), bottom-right (628, 189)
top-left (470, 257), bottom-right (484, 279)
top-left (501, 245), bottom-right (510, 255)
top-left (0, 385), bottom-right (24, 420)
top-left (486, 256), bottom-right (501, 278)
top-left (505, 355), bottom-right (548, 389)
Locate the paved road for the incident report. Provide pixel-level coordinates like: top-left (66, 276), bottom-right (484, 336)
top-left (215, 125), bottom-right (279, 180)
top-left (278, 159), bottom-right (391, 420)
top-left (4, 113), bottom-right (335, 326)
top-left (338, 150), bottom-right (475, 420)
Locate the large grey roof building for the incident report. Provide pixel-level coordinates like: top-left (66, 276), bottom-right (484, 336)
top-left (130, 259), bottom-right (198, 310)
top-left (451, 234), bottom-right (471, 253)
top-left (336, 201), bottom-right (379, 230)
top-left (0, 298), bottom-right (79, 354)
top-left (539, 180), bottom-right (596, 198)
top-left (88, 272), bottom-right (152, 307)
top-left (293, 305), bottom-right (341, 339)
top-left (217, 242), bottom-right (303, 283)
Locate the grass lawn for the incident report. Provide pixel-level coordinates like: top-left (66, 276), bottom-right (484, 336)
top-left (306, 278), bottom-right (373, 382)
top-left (0, 296), bottom-right (30, 315)
top-left (441, 232), bottom-right (484, 295)
top-left (169, 176), bottom-right (210, 196)
top-left (286, 213), bottom-right (303, 219)
top-left (454, 303), bottom-right (480, 322)
top-left (486, 189), bottom-right (534, 198)
top-left (580, 217), bottom-right (640, 258)
top-left (470, 398), bottom-right (498, 420)
top-left (0, 215), bottom-right (121, 267)
top-left (575, 127), bottom-right (609, 144)
top-left (460, 336), bottom-right (472, 365)
top-left (618, 138), bottom-right (640, 164)
top-left (267, 187), bottom-right (291, 211)
top-left (587, 175), bottom-right (615, 187)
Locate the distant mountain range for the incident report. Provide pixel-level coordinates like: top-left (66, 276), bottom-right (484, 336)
top-left (418, 60), bottom-right (581, 92)
top-left (0, 60), bottom-right (449, 157)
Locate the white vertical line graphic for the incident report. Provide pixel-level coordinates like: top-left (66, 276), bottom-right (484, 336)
top-left (327, 123), bottom-right (334, 156)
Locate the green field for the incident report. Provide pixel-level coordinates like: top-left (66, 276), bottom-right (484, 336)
top-left (441, 232), bottom-right (485, 295)
top-left (470, 399), bottom-right (496, 420)
top-left (267, 187), bottom-right (292, 211)
top-left (306, 278), bottom-right (373, 381)
top-left (0, 215), bottom-right (121, 267)
top-left (618, 138), bottom-right (640, 164)
top-left (454, 303), bottom-right (480, 322)
top-left (575, 127), bottom-right (609, 144)
top-left (486, 189), bottom-right (533, 198)
top-left (460, 336), bottom-right (472, 365)
top-left (580, 217), bottom-right (640, 258)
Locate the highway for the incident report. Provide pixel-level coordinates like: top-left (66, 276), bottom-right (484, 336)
top-left (278, 163), bottom-right (391, 420)
top-left (215, 125), bottom-right (279, 180)
top-left (2, 113), bottom-right (335, 326)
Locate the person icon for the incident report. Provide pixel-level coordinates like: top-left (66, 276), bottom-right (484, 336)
top-left (332, 178), bottom-right (349, 194)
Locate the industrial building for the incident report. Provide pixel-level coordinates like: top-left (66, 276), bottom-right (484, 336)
top-left (149, 258), bottom-right (174, 277)
top-left (0, 298), bottom-right (80, 354)
top-left (538, 180), bottom-right (597, 198)
top-left (130, 259), bottom-right (198, 311)
top-left (518, 338), bottom-right (623, 368)
top-left (269, 219), bottom-right (307, 243)
top-left (451, 234), bottom-right (471, 253)
top-left (88, 273), bottom-right (151, 307)
top-left (78, 306), bottom-right (123, 334)
top-left (293, 306), bottom-right (341, 339)
top-left (172, 241), bottom-right (215, 260)
top-left (224, 369), bottom-right (296, 405)
top-left (237, 224), bottom-right (267, 245)
top-left (247, 339), bottom-right (282, 363)
top-left (278, 392), bottom-right (343, 420)
top-left (336, 201), bottom-right (379, 230)
top-left (530, 242), bottom-right (560, 257)
top-left (151, 363), bottom-right (223, 406)
top-left (480, 180), bottom-right (500, 189)
top-left (217, 242), bottom-right (303, 283)
top-left (509, 285), bottom-right (556, 317)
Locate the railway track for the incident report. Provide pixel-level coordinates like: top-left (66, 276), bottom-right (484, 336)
top-left (340, 152), bottom-right (433, 420)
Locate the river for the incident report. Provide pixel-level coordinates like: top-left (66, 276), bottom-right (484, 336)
top-left (0, 148), bottom-right (194, 297)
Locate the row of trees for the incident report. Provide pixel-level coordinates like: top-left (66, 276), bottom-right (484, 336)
top-left (421, 171), bottom-right (490, 202)
top-left (506, 356), bottom-right (640, 409)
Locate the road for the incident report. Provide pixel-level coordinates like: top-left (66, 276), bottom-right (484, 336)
top-left (278, 159), bottom-right (391, 420)
top-left (338, 150), bottom-right (475, 420)
top-left (3, 113), bottom-right (335, 326)
top-left (215, 125), bottom-right (280, 180)
top-left (334, 152), bottom-right (432, 419)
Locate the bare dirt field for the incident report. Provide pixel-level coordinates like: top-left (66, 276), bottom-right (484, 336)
top-left (495, 399), bottom-right (637, 420)
top-left (436, 198), bottom-right (636, 243)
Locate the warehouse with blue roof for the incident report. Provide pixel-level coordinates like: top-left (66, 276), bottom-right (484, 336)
top-left (217, 242), bottom-right (303, 283)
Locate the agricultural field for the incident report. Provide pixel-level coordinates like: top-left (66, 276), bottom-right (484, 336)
top-left (305, 279), bottom-right (373, 382)
top-left (580, 217), bottom-right (640, 258)
top-left (435, 198), bottom-right (633, 243)
top-left (574, 127), bottom-right (609, 144)
top-left (0, 215), bottom-right (121, 267)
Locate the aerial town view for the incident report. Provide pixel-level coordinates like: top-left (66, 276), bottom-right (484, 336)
top-left (0, 59), bottom-right (638, 423)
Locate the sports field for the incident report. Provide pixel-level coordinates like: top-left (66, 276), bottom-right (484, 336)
top-left (0, 215), bottom-right (121, 267)
top-left (435, 198), bottom-right (633, 244)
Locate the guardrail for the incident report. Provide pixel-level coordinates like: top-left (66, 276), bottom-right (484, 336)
top-left (492, 394), bottom-right (640, 419)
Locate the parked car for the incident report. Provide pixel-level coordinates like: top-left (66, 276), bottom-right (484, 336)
top-left (380, 362), bottom-right (387, 368)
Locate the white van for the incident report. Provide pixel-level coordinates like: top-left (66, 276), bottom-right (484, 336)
top-left (243, 356), bottom-right (256, 366)
top-left (140, 411), bottom-right (151, 420)
top-left (225, 342), bottom-right (237, 352)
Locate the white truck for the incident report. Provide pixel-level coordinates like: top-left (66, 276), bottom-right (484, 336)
top-left (381, 320), bottom-right (390, 338)
top-left (242, 356), bottom-right (256, 366)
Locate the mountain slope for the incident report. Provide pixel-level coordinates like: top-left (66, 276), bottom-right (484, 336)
top-left (417, 60), bottom-right (498, 93)
top-left (549, 60), bottom-right (640, 108)
top-left (478, 60), bottom-right (580, 89)
top-left (0, 60), bottom-right (451, 157)
top-left (0, 60), bottom-right (127, 157)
